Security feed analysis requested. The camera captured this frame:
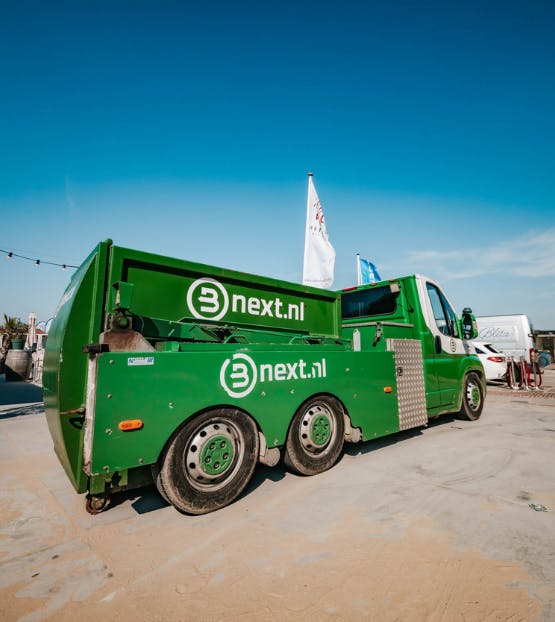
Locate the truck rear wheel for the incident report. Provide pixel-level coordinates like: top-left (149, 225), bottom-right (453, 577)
top-left (284, 396), bottom-right (345, 476)
top-left (157, 409), bottom-right (259, 515)
top-left (457, 372), bottom-right (484, 421)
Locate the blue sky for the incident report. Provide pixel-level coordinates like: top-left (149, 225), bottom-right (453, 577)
top-left (1, 1), bottom-right (554, 329)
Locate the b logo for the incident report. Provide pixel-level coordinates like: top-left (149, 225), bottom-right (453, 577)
top-left (187, 278), bottom-right (229, 321)
top-left (220, 353), bottom-right (258, 398)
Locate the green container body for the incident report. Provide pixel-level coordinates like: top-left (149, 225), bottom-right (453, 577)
top-left (44, 242), bottom-right (342, 491)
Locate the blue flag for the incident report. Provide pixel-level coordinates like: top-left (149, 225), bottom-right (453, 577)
top-left (357, 255), bottom-right (381, 285)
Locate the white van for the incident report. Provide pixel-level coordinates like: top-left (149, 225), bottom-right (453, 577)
top-left (475, 315), bottom-right (534, 364)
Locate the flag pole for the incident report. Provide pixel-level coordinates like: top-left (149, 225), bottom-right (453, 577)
top-left (303, 173), bottom-right (313, 283)
top-left (356, 253), bottom-right (361, 286)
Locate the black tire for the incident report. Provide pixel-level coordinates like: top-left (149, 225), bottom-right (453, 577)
top-left (457, 372), bottom-right (484, 421)
top-left (151, 463), bottom-right (170, 504)
top-left (284, 396), bottom-right (345, 476)
top-left (85, 494), bottom-right (110, 515)
top-left (157, 408), bottom-right (259, 515)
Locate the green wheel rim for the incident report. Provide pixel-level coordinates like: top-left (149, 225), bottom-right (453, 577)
top-left (310, 415), bottom-right (332, 446)
top-left (200, 435), bottom-right (234, 476)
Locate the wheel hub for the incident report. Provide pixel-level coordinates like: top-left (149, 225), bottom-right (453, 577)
top-left (200, 435), bottom-right (234, 475)
top-left (299, 403), bottom-right (335, 454)
top-left (310, 415), bottom-right (332, 446)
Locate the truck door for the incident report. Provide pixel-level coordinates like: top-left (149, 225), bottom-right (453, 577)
top-left (422, 281), bottom-right (464, 407)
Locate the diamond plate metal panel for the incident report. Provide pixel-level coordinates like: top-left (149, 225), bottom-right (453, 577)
top-left (387, 338), bottom-right (428, 431)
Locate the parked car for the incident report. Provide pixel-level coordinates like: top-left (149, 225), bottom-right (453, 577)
top-left (472, 341), bottom-right (507, 382)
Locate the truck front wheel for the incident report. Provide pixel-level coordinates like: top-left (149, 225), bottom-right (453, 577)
top-left (157, 409), bottom-right (259, 514)
top-left (284, 396), bottom-right (345, 476)
top-left (457, 372), bottom-right (484, 421)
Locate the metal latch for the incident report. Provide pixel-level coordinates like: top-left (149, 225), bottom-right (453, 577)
top-left (82, 343), bottom-right (110, 354)
top-left (372, 322), bottom-right (383, 347)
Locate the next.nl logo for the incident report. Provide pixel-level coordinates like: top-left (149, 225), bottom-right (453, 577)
top-left (219, 353), bottom-right (327, 399)
top-left (187, 278), bottom-right (305, 323)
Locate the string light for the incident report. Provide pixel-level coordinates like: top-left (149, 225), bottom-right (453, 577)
top-left (0, 249), bottom-right (78, 269)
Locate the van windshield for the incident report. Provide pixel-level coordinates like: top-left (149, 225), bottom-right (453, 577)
top-left (341, 286), bottom-right (399, 319)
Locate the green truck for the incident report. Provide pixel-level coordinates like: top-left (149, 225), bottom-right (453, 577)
top-left (43, 240), bottom-right (485, 515)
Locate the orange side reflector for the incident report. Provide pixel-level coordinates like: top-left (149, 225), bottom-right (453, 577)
top-left (384, 387), bottom-right (393, 393)
top-left (119, 419), bottom-right (143, 431)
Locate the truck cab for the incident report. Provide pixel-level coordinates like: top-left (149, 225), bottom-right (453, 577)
top-left (340, 274), bottom-right (484, 417)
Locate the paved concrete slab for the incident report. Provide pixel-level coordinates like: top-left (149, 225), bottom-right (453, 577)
top-left (1, 372), bottom-right (554, 621)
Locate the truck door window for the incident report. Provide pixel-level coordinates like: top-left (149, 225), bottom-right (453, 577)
top-left (426, 283), bottom-right (460, 338)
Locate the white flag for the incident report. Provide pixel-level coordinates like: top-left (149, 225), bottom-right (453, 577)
top-left (303, 174), bottom-right (335, 288)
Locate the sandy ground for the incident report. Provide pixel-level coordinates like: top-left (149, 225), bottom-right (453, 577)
top-left (1, 372), bottom-right (554, 621)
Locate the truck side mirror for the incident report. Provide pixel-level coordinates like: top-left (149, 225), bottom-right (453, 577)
top-left (461, 307), bottom-right (478, 340)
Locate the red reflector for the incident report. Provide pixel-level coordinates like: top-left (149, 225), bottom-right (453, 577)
top-left (118, 420), bottom-right (143, 431)
top-left (487, 356), bottom-right (505, 363)
top-left (384, 386), bottom-right (393, 393)
top-left (342, 286), bottom-right (358, 292)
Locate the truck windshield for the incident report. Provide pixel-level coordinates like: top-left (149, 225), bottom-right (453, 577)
top-left (341, 286), bottom-right (399, 319)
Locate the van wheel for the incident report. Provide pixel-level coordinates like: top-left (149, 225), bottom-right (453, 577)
top-left (284, 396), bottom-right (345, 476)
top-left (157, 409), bottom-right (259, 515)
top-left (457, 372), bottom-right (484, 421)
